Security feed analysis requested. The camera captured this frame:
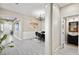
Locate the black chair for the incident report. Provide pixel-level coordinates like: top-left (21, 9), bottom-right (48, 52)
top-left (35, 32), bottom-right (41, 39)
top-left (41, 31), bottom-right (45, 33)
top-left (37, 33), bottom-right (42, 40)
top-left (35, 32), bottom-right (38, 36)
top-left (35, 31), bottom-right (45, 42)
top-left (41, 33), bottom-right (45, 41)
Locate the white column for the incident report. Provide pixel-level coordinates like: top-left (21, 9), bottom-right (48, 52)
top-left (45, 4), bottom-right (52, 55)
top-left (52, 4), bottom-right (61, 54)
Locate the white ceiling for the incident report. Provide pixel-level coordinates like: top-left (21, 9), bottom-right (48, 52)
top-left (56, 3), bottom-right (71, 8)
top-left (0, 3), bottom-right (46, 17)
top-left (0, 3), bottom-right (71, 18)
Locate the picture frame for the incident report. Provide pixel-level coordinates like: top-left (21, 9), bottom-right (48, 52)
top-left (69, 22), bottom-right (78, 32)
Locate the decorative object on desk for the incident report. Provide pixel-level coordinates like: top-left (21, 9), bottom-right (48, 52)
top-left (69, 22), bottom-right (78, 32)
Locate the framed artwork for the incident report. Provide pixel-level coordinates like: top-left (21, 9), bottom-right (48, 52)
top-left (69, 22), bottom-right (78, 32)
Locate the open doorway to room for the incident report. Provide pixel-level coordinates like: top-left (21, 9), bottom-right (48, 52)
top-left (64, 16), bottom-right (78, 46)
top-left (60, 15), bottom-right (78, 55)
top-left (64, 16), bottom-right (78, 54)
top-left (55, 15), bottom-right (78, 55)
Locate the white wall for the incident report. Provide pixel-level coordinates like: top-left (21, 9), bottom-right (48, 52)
top-left (22, 16), bottom-right (42, 39)
top-left (52, 4), bottom-right (61, 53)
top-left (23, 16), bottom-right (42, 32)
top-left (0, 7), bottom-right (43, 40)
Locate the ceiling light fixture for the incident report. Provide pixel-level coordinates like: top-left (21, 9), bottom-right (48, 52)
top-left (33, 10), bottom-right (45, 21)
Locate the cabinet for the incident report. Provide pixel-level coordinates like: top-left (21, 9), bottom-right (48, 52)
top-left (67, 34), bottom-right (78, 46)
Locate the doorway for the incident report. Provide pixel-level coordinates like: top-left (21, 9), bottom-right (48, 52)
top-left (55, 15), bottom-right (79, 55)
top-left (64, 16), bottom-right (78, 46)
top-left (62, 15), bottom-right (78, 54)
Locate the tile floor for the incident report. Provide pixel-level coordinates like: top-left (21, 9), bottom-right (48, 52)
top-left (0, 38), bottom-right (45, 55)
top-left (54, 44), bottom-right (78, 55)
top-left (0, 37), bottom-right (78, 55)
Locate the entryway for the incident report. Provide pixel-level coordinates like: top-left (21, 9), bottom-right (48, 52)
top-left (59, 15), bottom-right (79, 54)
